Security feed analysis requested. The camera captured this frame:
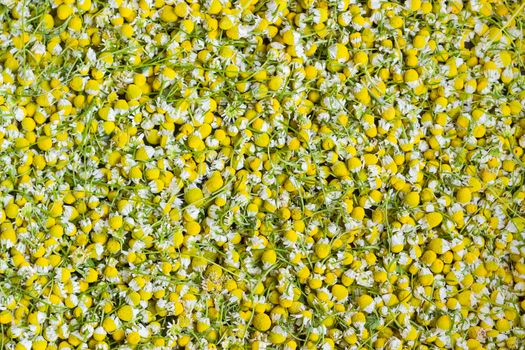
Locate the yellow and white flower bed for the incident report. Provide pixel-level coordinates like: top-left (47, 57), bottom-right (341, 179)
top-left (0, 0), bottom-right (524, 349)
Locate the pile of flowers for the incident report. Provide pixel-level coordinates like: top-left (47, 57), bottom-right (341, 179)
top-left (0, 0), bottom-right (524, 349)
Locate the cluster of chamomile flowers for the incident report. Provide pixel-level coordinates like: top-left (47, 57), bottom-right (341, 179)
top-left (0, 0), bottom-right (525, 349)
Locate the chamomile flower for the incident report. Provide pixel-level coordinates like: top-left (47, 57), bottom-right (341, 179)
top-left (0, 0), bottom-right (523, 348)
